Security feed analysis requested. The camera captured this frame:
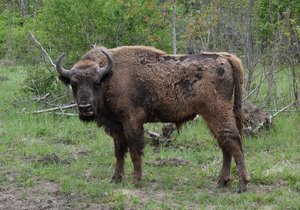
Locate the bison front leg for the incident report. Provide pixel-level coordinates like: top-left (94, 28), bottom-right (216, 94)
top-left (122, 117), bottom-right (145, 186)
top-left (111, 132), bottom-right (127, 183)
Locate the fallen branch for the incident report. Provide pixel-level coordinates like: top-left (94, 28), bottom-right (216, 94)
top-left (272, 99), bottom-right (300, 119)
top-left (251, 99), bottom-right (300, 133)
top-left (53, 112), bottom-right (77, 116)
top-left (145, 130), bottom-right (171, 148)
top-left (47, 94), bottom-right (70, 104)
top-left (266, 110), bottom-right (300, 112)
top-left (29, 104), bottom-right (77, 114)
top-left (32, 93), bottom-right (50, 102)
top-left (145, 130), bottom-right (162, 139)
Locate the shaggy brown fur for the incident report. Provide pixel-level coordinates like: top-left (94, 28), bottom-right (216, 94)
top-left (56, 45), bottom-right (250, 192)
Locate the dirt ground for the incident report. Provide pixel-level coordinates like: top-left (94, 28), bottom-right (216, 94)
top-left (0, 179), bottom-right (110, 210)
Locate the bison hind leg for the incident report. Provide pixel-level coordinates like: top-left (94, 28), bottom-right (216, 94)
top-left (217, 148), bottom-right (233, 188)
top-left (111, 131), bottom-right (128, 183)
top-left (204, 113), bottom-right (250, 192)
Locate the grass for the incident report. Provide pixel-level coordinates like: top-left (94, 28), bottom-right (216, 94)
top-left (0, 65), bottom-right (300, 209)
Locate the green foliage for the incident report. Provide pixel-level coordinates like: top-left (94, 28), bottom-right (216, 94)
top-left (181, 0), bottom-right (223, 51)
top-left (0, 0), bottom-right (175, 97)
top-left (0, 0), bottom-right (299, 61)
top-left (0, 11), bottom-right (8, 57)
top-left (0, 0), bottom-right (173, 64)
top-left (22, 65), bottom-right (65, 95)
top-left (256, 0), bottom-right (300, 39)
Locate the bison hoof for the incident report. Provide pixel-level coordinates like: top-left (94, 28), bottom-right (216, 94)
top-left (132, 177), bottom-right (142, 187)
top-left (237, 183), bottom-right (247, 193)
top-left (237, 179), bottom-right (249, 193)
top-left (111, 175), bottom-right (123, 183)
top-left (217, 176), bottom-right (232, 188)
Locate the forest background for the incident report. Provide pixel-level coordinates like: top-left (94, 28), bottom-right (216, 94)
top-left (0, 0), bottom-right (299, 107)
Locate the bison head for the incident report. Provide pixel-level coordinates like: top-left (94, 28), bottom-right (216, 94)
top-left (56, 49), bottom-right (113, 122)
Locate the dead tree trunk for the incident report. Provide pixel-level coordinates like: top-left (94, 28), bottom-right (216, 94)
top-left (285, 12), bottom-right (300, 108)
top-left (286, 11), bottom-right (300, 63)
top-left (18, 0), bottom-right (26, 17)
top-left (245, 0), bottom-right (255, 92)
top-left (172, 0), bottom-right (177, 55)
top-left (291, 62), bottom-right (300, 109)
top-left (265, 27), bottom-right (281, 107)
top-left (266, 48), bottom-right (278, 107)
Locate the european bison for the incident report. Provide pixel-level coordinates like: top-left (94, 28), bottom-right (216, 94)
top-left (56, 46), bottom-right (250, 192)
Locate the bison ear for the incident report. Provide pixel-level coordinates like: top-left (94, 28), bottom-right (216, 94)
top-left (58, 75), bottom-right (71, 86)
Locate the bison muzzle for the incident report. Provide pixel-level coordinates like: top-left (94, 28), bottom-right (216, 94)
top-left (55, 46), bottom-right (250, 192)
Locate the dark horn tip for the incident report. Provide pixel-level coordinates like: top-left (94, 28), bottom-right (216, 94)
top-left (101, 49), bottom-right (109, 56)
top-left (97, 49), bottom-right (113, 76)
top-left (55, 53), bottom-right (72, 77)
top-left (100, 49), bottom-right (113, 64)
top-left (56, 53), bottom-right (66, 64)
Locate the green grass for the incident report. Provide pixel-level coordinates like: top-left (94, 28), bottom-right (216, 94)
top-left (0, 65), bottom-right (300, 209)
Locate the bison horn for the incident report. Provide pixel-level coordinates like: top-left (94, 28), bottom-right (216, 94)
top-left (97, 49), bottom-right (113, 77)
top-left (55, 53), bottom-right (72, 78)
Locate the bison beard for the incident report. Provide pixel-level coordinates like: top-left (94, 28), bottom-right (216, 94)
top-left (55, 46), bottom-right (250, 193)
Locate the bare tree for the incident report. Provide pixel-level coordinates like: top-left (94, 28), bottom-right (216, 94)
top-left (285, 11), bottom-right (300, 108)
top-left (245, 0), bottom-right (254, 92)
top-left (172, 0), bottom-right (177, 55)
top-left (18, 0), bottom-right (26, 17)
top-left (265, 31), bottom-right (281, 107)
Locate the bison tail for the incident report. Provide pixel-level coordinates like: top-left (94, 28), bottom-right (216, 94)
top-left (225, 54), bottom-right (244, 137)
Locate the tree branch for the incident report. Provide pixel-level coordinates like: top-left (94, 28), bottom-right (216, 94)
top-left (30, 32), bottom-right (56, 68)
top-left (244, 72), bottom-right (266, 102)
top-left (32, 93), bottom-right (50, 102)
top-left (272, 99), bottom-right (300, 119)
